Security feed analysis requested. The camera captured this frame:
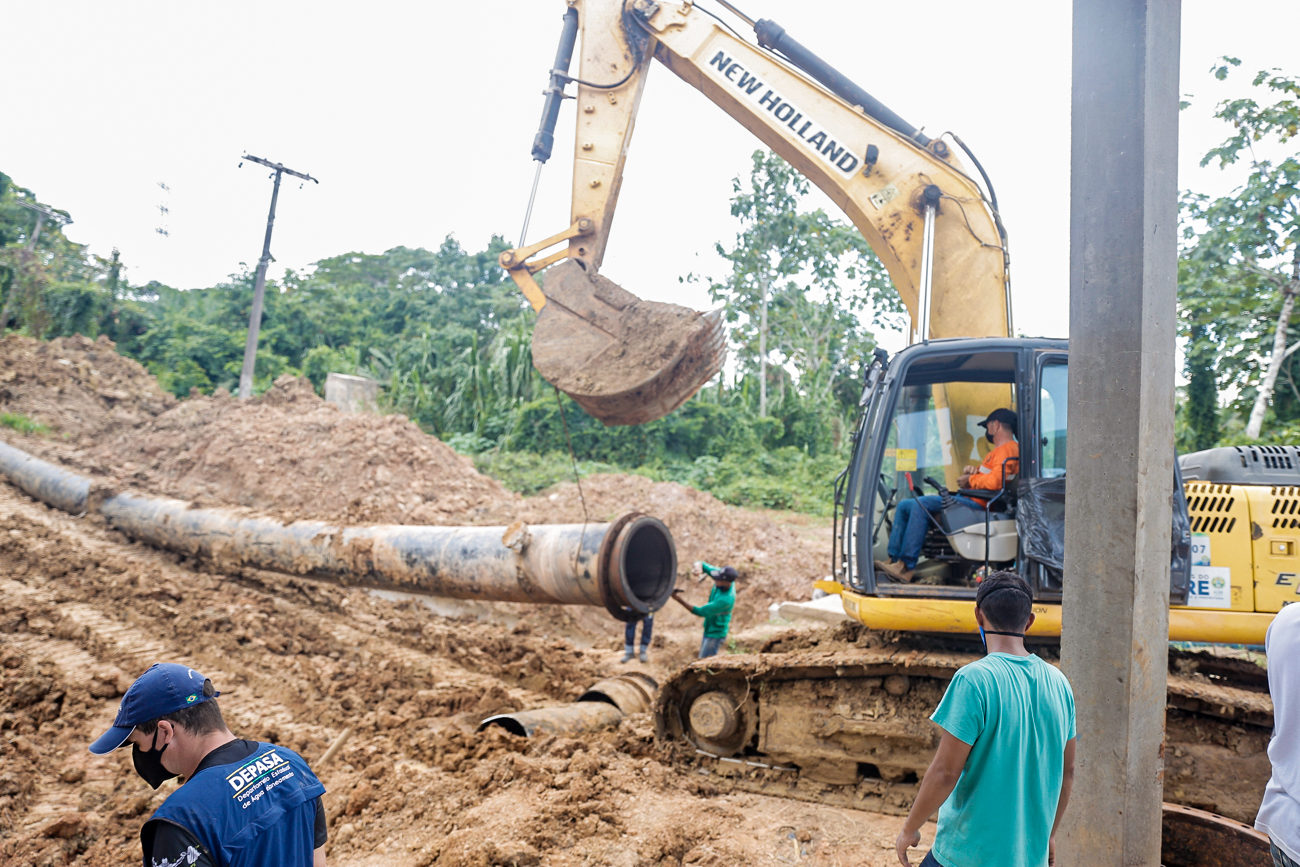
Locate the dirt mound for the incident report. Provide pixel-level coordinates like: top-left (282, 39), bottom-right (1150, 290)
top-left (0, 334), bottom-right (824, 652)
top-left (8, 373), bottom-right (514, 525)
top-left (0, 334), bottom-right (176, 437)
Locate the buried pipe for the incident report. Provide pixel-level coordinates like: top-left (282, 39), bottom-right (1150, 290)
top-left (478, 673), bottom-right (658, 738)
top-left (0, 442), bottom-right (675, 618)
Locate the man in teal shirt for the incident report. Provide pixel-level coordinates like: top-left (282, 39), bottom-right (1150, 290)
top-left (671, 562), bottom-right (737, 658)
top-left (896, 572), bottom-right (1076, 867)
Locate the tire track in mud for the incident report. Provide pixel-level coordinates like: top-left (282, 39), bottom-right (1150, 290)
top-left (0, 481), bottom-right (595, 865)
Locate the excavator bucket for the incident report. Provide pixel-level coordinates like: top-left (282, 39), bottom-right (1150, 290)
top-left (531, 260), bottom-right (726, 426)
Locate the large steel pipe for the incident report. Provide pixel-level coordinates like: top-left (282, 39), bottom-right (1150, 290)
top-left (479, 673), bottom-right (657, 737)
top-left (0, 443), bottom-right (676, 616)
top-left (0, 440), bottom-right (90, 515)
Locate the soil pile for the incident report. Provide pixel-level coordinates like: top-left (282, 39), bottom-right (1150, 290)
top-left (0, 336), bottom-right (825, 638)
top-left (0, 334), bottom-right (176, 437)
top-left (6, 373), bottom-right (514, 525)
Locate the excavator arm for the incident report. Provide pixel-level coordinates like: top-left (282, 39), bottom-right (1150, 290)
top-left (503, 0), bottom-right (1011, 425)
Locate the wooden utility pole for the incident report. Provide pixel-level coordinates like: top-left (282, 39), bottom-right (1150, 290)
top-left (1060, 1), bottom-right (1181, 864)
top-left (236, 154), bottom-right (318, 399)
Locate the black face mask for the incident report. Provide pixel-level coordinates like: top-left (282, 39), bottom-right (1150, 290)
top-left (979, 624), bottom-right (1027, 651)
top-left (132, 730), bottom-right (178, 790)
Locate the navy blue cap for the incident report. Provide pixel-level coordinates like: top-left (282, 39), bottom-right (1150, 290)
top-left (978, 408), bottom-right (1019, 436)
top-left (88, 664), bottom-right (219, 755)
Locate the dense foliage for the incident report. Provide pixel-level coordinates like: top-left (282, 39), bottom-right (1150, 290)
top-left (0, 152), bottom-right (894, 513)
top-left (1178, 59), bottom-right (1300, 449)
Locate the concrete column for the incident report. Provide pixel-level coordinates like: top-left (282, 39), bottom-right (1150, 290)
top-left (1060, 2), bottom-right (1181, 866)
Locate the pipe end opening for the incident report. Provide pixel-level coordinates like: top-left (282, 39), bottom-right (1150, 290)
top-left (477, 716), bottom-right (527, 737)
top-left (618, 517), bottom-right (676, 612)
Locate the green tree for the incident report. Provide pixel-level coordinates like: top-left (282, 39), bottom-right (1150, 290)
top-left (1180, 58), bottom-right (1300, 439)
top-left (1184, 320), bottom-right (1219, 450)
top-left (705, 150), bottom-right (899, 433)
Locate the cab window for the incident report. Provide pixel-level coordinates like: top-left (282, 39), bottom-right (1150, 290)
top-left (1040, 361), bottom-right (1068, 478)
top-left (871, 377), bottom-right (1017, 562)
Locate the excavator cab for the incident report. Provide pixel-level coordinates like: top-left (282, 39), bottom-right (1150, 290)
top-left (836, 337), bottom-right (1195, 633)
top-left (839, 338), bottom-right (1078, 602)
top-left (857, 342), bottom-right (1029, 589)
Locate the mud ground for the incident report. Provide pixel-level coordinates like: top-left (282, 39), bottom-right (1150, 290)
top-left (0, 481), bottom-right (921, 867)
top-left (1, 337), bottom-right (923, 866)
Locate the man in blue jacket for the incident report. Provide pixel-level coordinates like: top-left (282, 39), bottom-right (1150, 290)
top-left (90, 663), bottom-right (328, 867)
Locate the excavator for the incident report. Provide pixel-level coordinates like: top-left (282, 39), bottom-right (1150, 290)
top-left (500, 0), bottom-right (1279, 822)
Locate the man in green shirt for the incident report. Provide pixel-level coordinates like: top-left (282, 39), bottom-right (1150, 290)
top-left (896, 572), bottom-right (1076, 867)
top-left (671, 562), bottom-right (737, 658)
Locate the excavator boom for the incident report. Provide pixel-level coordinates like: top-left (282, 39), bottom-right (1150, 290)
top-left (503, 0), bottom-right (1010, 425)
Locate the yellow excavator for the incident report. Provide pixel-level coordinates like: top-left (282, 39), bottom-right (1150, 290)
top-left (500, 0), bottom-right (1278, 821)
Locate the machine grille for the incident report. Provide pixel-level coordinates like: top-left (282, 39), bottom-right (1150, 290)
top-left (1258, 446), bottom-right (1297, 470)
top-left (1270, 486), bottom-right (1300, 529)
top-left (1185, 482), bottom-right (1237, 535)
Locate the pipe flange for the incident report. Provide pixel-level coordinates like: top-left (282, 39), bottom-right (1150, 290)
top-left (596, 511), bottom-right (643, 622)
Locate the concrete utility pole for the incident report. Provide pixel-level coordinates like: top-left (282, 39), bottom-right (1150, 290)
top-left (237, 154), bottom-right (318, 399)
top-left (1060, 2), bottom-right (1181, 865)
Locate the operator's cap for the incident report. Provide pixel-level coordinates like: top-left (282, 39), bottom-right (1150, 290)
top-left (717, 566), bottom-right (739, 582)
top-left (88, 663), bottom-right (219, 755)
top-left (978, 408), bottom-right (1018, 436)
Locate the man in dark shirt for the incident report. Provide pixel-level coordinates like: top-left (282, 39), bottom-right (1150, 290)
top-left (90, 663), bottom-right (327, 867)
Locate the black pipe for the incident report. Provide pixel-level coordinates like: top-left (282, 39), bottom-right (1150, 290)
top-left (753, 18), bottom-right (930, 147)
top-left (531, 7), bottom-right (581, 163)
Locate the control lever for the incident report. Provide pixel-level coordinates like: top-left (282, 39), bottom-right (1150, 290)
top-left (923, 476), bottom-right (954, 508)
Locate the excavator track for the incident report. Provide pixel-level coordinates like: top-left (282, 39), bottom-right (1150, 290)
top-left (654, 632), bottom-right (1273, 824)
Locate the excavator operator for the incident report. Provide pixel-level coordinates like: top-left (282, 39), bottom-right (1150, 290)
top-left (877, 409), bottom-right (1020, 583)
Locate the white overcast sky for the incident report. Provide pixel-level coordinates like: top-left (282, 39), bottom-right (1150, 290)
top-left (4, 1), bottom-right (1298, 353)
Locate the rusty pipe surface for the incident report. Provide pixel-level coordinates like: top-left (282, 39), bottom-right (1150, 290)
top-left (578, 673), bottom-right (657, 715)
top-left (479, 702), bottom-right (625, 738)
top-left (0, 440), bottom-right (89, 514)
top-left (0, 443), bottom-right (676, 616)
top-left (479, 673), bottom-right (659, 737)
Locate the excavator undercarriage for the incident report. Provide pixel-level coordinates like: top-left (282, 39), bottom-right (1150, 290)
top-left (654, 624), bottom-right (1273, 824)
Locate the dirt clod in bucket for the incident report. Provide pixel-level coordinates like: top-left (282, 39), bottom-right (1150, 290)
top-left (531, 261), bottom-right (725, 426)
